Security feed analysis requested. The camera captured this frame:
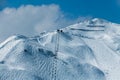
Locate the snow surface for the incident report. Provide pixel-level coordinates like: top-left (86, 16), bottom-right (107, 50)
top-left (0, 18), bottom-right (120, 80)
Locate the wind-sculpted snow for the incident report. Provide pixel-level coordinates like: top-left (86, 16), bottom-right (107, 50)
top-left (0, 18), bottom-right (120, 80)
top-left (0, 33), bottom-right (105, 80)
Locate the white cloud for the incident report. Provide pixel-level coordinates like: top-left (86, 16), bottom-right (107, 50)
top-left (0, 4), bottom-right (74, 42)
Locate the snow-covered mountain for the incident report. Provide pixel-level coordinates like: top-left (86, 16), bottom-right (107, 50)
top-left (0, 18), bottom-right (120, 80)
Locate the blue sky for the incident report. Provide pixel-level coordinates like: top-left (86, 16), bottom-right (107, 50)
top-left (0, 0), bottom-right (120, 23)
top-left (0, 0), bottom-right (120, 42)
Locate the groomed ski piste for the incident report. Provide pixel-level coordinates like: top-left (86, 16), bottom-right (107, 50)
top-left (0, 18), bottom-right (120, 80)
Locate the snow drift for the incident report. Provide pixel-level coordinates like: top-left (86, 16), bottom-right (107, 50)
top-left (0, 18), bottom-right (120, 80)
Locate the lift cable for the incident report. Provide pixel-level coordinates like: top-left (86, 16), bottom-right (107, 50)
top-left (52, 29), bottom-right (61, 80)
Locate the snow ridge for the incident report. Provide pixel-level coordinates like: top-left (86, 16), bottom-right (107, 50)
top-left (0, 18), bottom-right (120, 80)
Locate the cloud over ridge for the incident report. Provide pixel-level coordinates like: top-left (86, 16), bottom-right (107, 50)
top-left (0, 4), bottom-right (73, 42)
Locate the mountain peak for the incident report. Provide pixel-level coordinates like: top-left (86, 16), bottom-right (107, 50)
top-left (67, 18), bottom-right (108, 30)
top-left (84, 18), bottom-right (109, 25)
top-left (0, 18), bottom-right (120, 80)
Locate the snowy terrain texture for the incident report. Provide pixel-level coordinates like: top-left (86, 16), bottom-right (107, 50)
top-left (0, 18), bottom-right (120, 80)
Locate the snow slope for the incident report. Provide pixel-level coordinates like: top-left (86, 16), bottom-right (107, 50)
top-left (0, 18), bottom-right (120, 80)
